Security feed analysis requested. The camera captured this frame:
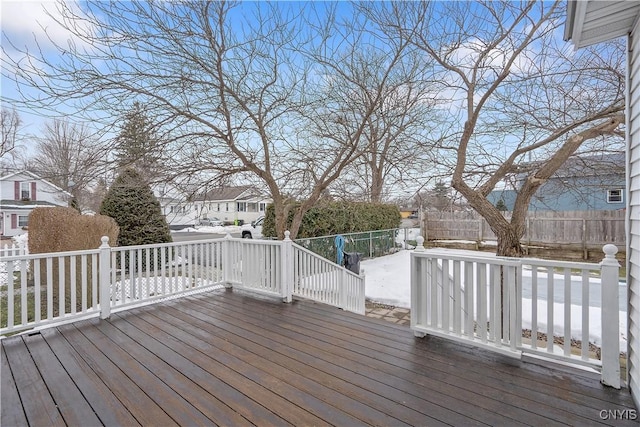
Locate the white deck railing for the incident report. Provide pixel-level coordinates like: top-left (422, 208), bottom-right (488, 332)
top-left (410, 236), bottom-right (622, 388)
top-left (1, 232), bottom-right (365, 336)
top-left (293, 244), bottom-right (365, 314)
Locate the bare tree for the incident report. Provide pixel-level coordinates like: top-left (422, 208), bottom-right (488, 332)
top-left (1, 108), bottom-right (22, 163)
top-left (368, 1), bottom-right (625, 256)
top-left (31, 119), bottom-right (108, 210)
top-left (3, 1), bottom-right (420, 238)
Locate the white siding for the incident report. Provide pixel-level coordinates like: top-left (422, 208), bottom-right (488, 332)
top-left (628, 18), bottom-right (640, 409)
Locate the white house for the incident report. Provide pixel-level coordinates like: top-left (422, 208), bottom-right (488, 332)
top-left (0, 170), bottom-right (72, 237)
top-left (565, 0), bottom-right (640, 408)
top-left (193, 186), bottom-right (271, 225)
top-left (154, 183), bottom-right (199, 229)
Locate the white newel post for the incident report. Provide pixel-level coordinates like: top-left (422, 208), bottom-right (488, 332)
top-left (223, 233), bottom-right (232, 288)
top-left (600, 244), bottom-right (621, 389)
top-left (412, 236), bottom-right (427, 337)
top-left (99, 236), bottom-right (111, 320)
top-left (281, 231), bottom-right (293, 303)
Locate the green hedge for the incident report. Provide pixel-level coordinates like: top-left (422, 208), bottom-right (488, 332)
top-left (263, 201), bottom-right (401, 238)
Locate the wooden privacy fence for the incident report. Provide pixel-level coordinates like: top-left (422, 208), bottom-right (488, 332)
top-left (422, 210), bottom-right (625, 249)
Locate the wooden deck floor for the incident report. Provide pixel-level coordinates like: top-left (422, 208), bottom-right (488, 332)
top-left (1, 288), bottom-right (637, 426)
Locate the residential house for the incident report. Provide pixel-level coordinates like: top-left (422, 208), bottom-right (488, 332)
top-left (488, 153), bottom-right (626, 211)
top-left (193, 186), bottom-right (271, 224)
top-left (565, 0), bottom-right (640, 408)
top-left (154, 183), bottom-right (199, 229)
top-left (0, 170), bottom-right (72, 237)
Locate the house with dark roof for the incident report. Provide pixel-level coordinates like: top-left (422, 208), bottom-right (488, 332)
top-left (0, 170), bottom-right (72, 237)
top-left (488, 153), bottom-right (625, 212)
top-left (193, 186), bottom-right (271, 224)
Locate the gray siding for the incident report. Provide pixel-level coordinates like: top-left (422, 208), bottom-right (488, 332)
top-left (628, 19), bottom-right (640, 409)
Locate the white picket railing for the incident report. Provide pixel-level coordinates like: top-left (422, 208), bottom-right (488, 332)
top-left (1, 232), bottom-right (365, 336)
top-left (0, 242), bottom-right (28, 257)
top-left (411, 236), bottom-right (622, 388)
top-left (1, 248), bottom-right (102, 333)
top-left (293, 244), bottom-right (365, 314)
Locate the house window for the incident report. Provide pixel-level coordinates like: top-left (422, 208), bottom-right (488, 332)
top-left (217, 203), bottom-right (220, 212)
top-left (226, 203), bottom-right (229, 212)
top-left (237, 202), bottom-right (246, 212)
top-left (607, 189), bottom-right (623, 203)
top-left (18, 216), bottom-right (28, 228)
top-left (259, 203), bottom-right (266, 212)
top-left (21, 182), bottom-right (31, 200)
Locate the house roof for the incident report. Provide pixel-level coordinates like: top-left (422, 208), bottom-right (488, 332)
top-left (513, 152), bottom-right (625, 180)
top-left (564, 0), bottom-right (640, 48)
top-left (0, 199), bottom-right (62, 210)
top-left (195, 186), bottom-right (257, 202)
top-left (0, 170), bottom-right (73, 198)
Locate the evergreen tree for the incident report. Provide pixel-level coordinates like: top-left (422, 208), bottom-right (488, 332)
top-left (114, 102), bottom-right (162, 183)
top-left (496, 199), bottom-right (508, 212)
top-left (100, 168), bottom-right (172, 246)
top-left (432, 181), bottom-right (451, 212)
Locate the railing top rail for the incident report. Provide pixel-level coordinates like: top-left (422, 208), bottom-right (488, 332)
top-left (412, 249), bottom-right (522, 267)
top-left (414, 248), bottom-right (604, 271)
top-left (1, 248), bottom-right (101, 260)
top-left (227, 238), bottom-right (283, 246)
top-left (109, 238), bottom-right (228, 251)
top-left (514, 257), bottom-right (601, 271)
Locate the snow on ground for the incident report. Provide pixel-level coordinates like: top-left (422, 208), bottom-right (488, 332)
top-left (362, 249), bottom-right (628, 348)
top-left (173, 225), bottom-right (242, 234)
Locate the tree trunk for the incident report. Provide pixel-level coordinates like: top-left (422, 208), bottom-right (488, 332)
top-left (494, 226), bottom-right (525, 258)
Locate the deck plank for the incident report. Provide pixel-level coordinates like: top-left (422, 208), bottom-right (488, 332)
top-left (99, 312), bottom-right (266, 427)
top-left (0, 343), bottom-right (28, 427)
top-left (120, 304), bottom-right (352, 427)
top-left (1, 288), bottom-right (637, 427)
top-left (170, 296), bottom-right (494, 426)
top-left (149, 301), bottom-right (427, 427)
top-left (22, 332), bottom-right (102, 426)
top-left (57, 322), bottom-right (179, 426)
top-left (190, 294), bottom-right (567, 426)
top-left (2, 337), bottom-right (66, 427)
top-left (74, 319), bottom-right (215, 427)
top-left (206, 291), bottom-right (637, 426)
top-left (291, 298), bottom-right (637, 410)
top-left (40, 327), bottom-right (142, 427)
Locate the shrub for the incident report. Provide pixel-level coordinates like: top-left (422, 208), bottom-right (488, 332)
top-left (26, 207), bottom-right (119, 317)
top-left (100, 168), bottom-right (172, 246)
top-left (263, 201), bottom-right (401, 238)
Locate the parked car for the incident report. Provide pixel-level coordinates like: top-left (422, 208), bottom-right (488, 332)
top-left (241, 216), bottom-right (264, 239)
top-left (197, 217), bottom-right (224, 227)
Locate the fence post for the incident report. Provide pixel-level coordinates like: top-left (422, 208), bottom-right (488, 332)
top-left (600, 244), bottom-right (621, 388)
top-left (582, 219), bottom-right (587, 260)
top-left (369, 231), bottom-right (373, 258)
top-left (281, 231), bottom-right (293, 303)
top-left (415, 236), bottom-right (425, 252)
top-left (99, 236), bottom-right (111, 320)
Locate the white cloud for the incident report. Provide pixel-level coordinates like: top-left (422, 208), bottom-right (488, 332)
top-left (1, 0), bottom-right (92, 53)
